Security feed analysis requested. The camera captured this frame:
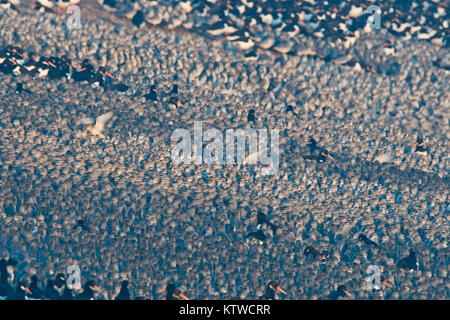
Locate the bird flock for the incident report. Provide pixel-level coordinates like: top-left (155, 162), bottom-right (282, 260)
top-left (0, 0), bottom-right (448, 301)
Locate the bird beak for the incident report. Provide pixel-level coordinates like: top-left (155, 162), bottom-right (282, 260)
top-left (77, 67), bottom-right (86, 72)
top-left (47, 61), bottom-right (57, 68)
top-left (326, 154), bottom-right (335, 160)
top-left (32, 3), bottom-right (37, 8)
top-left (382, 280), bottom-right (392, 288)
top-left (105, 71), bottom-right (114, 79)
top-left (276, 286), bottom-right (287, 295)
top-left (344, 290), bottom-right (351, 296)
top-left (178, 292), bottom-right (189, 300)
top-left (176, 100), bottom-right (183, 107)
top-left (91, 285), bottom-right (100, 291)
top-left (247, 216), bottom-right (257, 221)
top-left (413, 142), bottom-right (419, 147)
top-left (71, 62), bottom-right (78, 68)
top-left (226, 4), bottom-right (233, 10)
top-left (22, 286), bottom-right (32, 295)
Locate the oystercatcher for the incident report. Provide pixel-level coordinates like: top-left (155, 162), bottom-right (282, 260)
top-left (91, 66), bottom-right (114, 87)
top-left (248, 211), bottom-right (278, 234)
top-left (413, 137), bottom-right (428, 155)
top-left (247, 229), bottom-right (266, 243)
top-left (72, 59), bottom-right (95, 82)
top-left (143, 85), bottom-right (158, 102)
top-left (13, 281), bottom-right (32, 300)
top-left (306, 136), bottom-right (319, 154)
top-left (285, 104), bottom-right (298, 117)
top-left (76, 280), bottom-right (99, 300)
top-left (397, 249), bottom-right (418, 272)
top-left (43, 279), bottom-right (60, 300)
top-left (131, 10), bottom-right (145, 28)
top-left (15, 83), bottom-right (24, 94)
top-left (111, 82), bottom-right (130, 95)
top-left (328, 285), bottom-right (350, 299)
top-left (114, 280), bottom-right (131, 300)
top-left (73, 219), bottom-right (91, 232)
top-left (358, 233), bottom-right (379, 247)
top-left (247, 109), bottom-right (256, 124)
top-left (303, 246), bottom-right (319, 258)
top-left (165, 283), bottom-right (189, 300)
top-left (303, 149), bottom-right (335, 163)
top-left (32, 1), bottom-right (54, 12)
top-left (0, 259), bottom-right (15, 299)
top-left (20, 52), bottom-right (40, 77)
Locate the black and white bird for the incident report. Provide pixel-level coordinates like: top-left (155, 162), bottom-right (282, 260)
top-left (412, 137), bottom-right (428, 156)
top-left (114, 280), bottom-right (131, 300)
top-left (397, 249), bottom-right (419, 272)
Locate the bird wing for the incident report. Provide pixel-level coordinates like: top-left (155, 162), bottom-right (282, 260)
top-left (77, 117), bottom-right (95, 125)
top-left (95, 111), bottom-right (114, 132)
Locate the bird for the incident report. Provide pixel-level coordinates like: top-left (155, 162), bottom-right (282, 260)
top-left (110, 82), bottom-right (130, 95)
top-left (15, 83), bottom-right (24, 94)
top-left (0, 259), bottom-right (15, 299)
top-left (19, 52), bottom-right (40, 77)
top-left (78, 111), bottom-right (114, 139)
top-left (0, 0), bottom-right (19, 11)
top-left (43, 279), bottom-right (60, 300)
top-left (91, 66), bottom-right (114, 88)
top-left (285, 104), bottom-right (298, 117)
top-left (114, 280), bottom-right (131, 300)
top-left (328, 285), bottom-right (350, 299)
top-left (143, 85), bottom-right (158, 102)
top-left (13, 281), bottom-right (32, 300)
top-left (247, 229), bottom-right (266, 243)
top-left (28, 275), bottom-right (45, 299)
top-left (169, 84), bottom-right (179, 95)
top-left (131, 10), bottom-right (145, 28)
top-left (358, 233), bottom-right (379, 247)
top-left (248, 211), bottom-right (278, 234)
top-left (73, 219), bottom-right (91, 232)
top-left (247, 109), bottom-right (256, 124)
top-left (168, 95), bottom-right (183, 108)
top-left (397, 249), bottom-right (418, 272)
top-left (76, 280), bottom-right (99, 300)
top-left (306, 136), bottom-right (319, 154)
top-left (72, 59), bottom-right (95, 82)
top-left (32, 1), bottom-right (55, 12)
top-left (165, 283), bottom-right (189, 300)
top-left (303, 246), bottom-right (319, 259)
top-left (303, 149), bottom-right (335, 163)
top-left (54, 273), bottom-right (74, 300)
top-left (261, 281), bottom-right (286, 300)
top-left (57, 55), bottom-right (78, 80)
top-left (412, 137), bottom-right (428, 155)
top-left (167, 84), bottom-right (182, 107)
